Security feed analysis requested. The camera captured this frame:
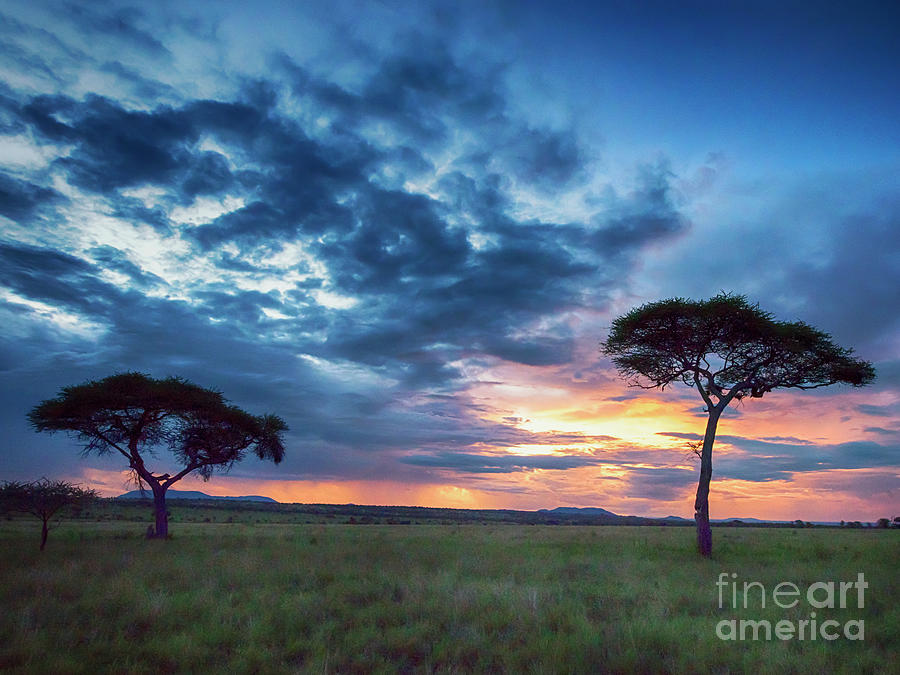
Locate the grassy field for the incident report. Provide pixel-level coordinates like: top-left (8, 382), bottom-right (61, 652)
top-left (0, 518), bottom-right (896, 673)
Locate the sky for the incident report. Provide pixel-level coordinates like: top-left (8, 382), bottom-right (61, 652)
top-left (0, 0), bottom-right (898, 521)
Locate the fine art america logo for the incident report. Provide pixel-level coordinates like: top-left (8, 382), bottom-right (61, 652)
top-left (715, 572), bottom-right (867, 641)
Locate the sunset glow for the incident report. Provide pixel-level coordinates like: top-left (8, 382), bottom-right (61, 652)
top-left (1, 1), bottom-right (897, 522)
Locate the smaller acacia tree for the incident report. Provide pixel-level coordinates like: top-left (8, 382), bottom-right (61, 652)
top-left (0, 478), bottom-right (98, 550)
top-left (28, 372), bottom-right (288, 538)
top-left (602, 293), bottom-right (874, 557)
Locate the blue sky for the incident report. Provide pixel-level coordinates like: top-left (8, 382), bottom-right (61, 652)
top-left (554, 2), bottom-right (899, 166)
top-left (0, 0), bottom-right (897, 519)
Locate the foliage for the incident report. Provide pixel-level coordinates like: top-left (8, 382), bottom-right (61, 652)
top-left (0, 478), bottom-right (97, 550)
top-left (602, 292), bottom-right (875, 402)
top-left (28, 372), bottom-right (287, 473)
top-left (28, 372), bottom-right (287, 537)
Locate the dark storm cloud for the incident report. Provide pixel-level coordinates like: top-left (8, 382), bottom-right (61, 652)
top-left (108, 195), bottom-right (171, 233)
top-left (182, 99), bottom-right (374, 247)
top-left (673, 178), bottom-right (900, 367)
top-left (20, 94), bottom-right (194, 194)
top-left (0, 15), bottom-right (703, 487)
top-left (384, 146), bottom-right (434, 179)
top-left (0, 241), bottom-right (116, 316)
top-left (9, 44), bottom-right (687, 385)
top-left (0, 10), bottom-right (87, 88)
top-left (657, 431), bottom-right (703, 441)
top-left (191, 288), bottom-right (286, 325)
top-left (98, 60), bottom-right (178, 101)
top-left (653, 432), bottom-right (900, 482)
top-left (179, 151), bottom-right (235, 201)
top-left (309, 162), bottom-right (684, 374)
top-left (714, 436), bottom-right (899, 481)
top-left (868, 360), bottom-right (900, 388)
top-left (0, 10), bottom-right (82, 61)
top-left (280, 37), bottom-right (505, 147)
top-left (0, 239), bottom-right (555, 483)
top-left (319, 188), bottom-right (469, 293)
top-left (293, 123), bottom-right (679, 378)
top-left (19, 94), bottom-right (79, 140)
top-left (315, 206), bottom-right (591, 373)
top-left (502, 126), bottom-right (584, 190)
top-left (0, 241), bottom-right (285, 366)
top-left (19, 93), bottom-right (277, 204)
top-left (278, 41), bottom-right (588, 193)
top-left (548, 433), bottom-right (620, 444)
top-left (589, 160), bottom-right (688, 252)
top-left (0, 36), bottom-right (64, 85)
top-left (856, 402), bottom-right (900, 418)
top-left (865, 427), bottom-right (899, 437)
top-left (0, 172), bottom-right (65, 222)
top-left (15, 88), bottom-right (367, 243)
top-left (623, 467), bottom-right (695, 501)
top-left (605, 392), bottom-right (644, 402)
top-left (398, 436), bottom-right (700, 478)
top-left (479, 335), bottom-right (576, 367)
top-left (813, 471), bottom-right (900, 499)
top-left (88, 246), bottom-right (163, 289)
top-left (192, 202), bottom-right (284, 251)
top-left (782, 201), bottom-right (900, 356)
top-left (0, 88), bottom-right (22, 134)
top-left (759, 436), bottom-right (813, 444)
top-left (361, 39), bottom-right (486, 143)
top-left (0, 243), bottom-right (299, 411)
top-left (61, 2), bottom-right (169, 57)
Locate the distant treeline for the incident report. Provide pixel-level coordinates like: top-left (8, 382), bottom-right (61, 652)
top-left (45, 498), bottom-right (898, 529)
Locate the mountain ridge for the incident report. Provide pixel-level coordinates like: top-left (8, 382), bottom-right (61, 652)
top-left (116, 489), bottom-right (277, 503)
top-left (539, 507), bottom-right (809, 524)
top-left (539, 506), bottom-right (619, 517)
top-left (112, 495), bottom-right (837, 523)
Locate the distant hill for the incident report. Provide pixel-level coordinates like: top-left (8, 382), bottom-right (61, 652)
top-left (544, 510), bottom-right (799, 525)
top-left (657, 515), bottom-right (831, 525)
top-left (110, 495), bottom-right (836, 525)
top-left (539, 506), bottom-right (620, 518)
top-left (116, 489), bottom-right (277, 503)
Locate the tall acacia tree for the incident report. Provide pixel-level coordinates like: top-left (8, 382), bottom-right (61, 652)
top-left (601, 293), bottom-right (874, 557)
top-left (28, 372), bottom-right (288, 538)
top-left (0, 478), bottom-right (98, 550)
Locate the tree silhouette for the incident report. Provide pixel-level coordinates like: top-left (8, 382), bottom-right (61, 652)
top-left (0, 478), bottom-right (97, 550)
top-left (28, 372), bottom-right (287, 538)
top-left (601, 293), bottom-right (874, 556)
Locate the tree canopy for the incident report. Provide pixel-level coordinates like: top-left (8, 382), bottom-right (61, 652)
top-left (28, 372), bottom-right (288, 538)
top-left (602, 293), bottom-right (874, 408)
top-left (602, 293), bottom-right (875, 556)
top-left (0, 478), bottom-right (97, 550)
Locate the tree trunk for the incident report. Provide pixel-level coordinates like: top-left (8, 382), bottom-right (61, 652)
top-left (150, 483), bottom-right (169, 539)
top-left (40, 516), bottom-right (49, 551)
top-left (694, 409), bottom-right (721, 557)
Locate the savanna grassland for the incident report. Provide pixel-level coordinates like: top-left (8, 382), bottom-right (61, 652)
top-left (0, 505), bottom-right (897, 674)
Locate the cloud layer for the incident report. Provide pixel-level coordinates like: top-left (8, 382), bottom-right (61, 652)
top-left (0, 1), bottom-right (897, 520)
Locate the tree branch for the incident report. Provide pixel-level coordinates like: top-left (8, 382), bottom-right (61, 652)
top-left (693, 372), bottom-right (714, 411)
top-left (162, 463), bottom-right (200, 490)
top-left (92, 429), bottom-right (134, 463)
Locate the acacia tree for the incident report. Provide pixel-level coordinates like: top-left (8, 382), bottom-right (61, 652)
top-left (28, 372), bottom-right (288, 538)
top-left (601, 293), bottom-right (874, 557)
top-left (0, 478), bottom-right (98, 550)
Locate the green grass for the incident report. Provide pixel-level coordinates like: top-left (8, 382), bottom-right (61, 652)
top-left (0, 521), bottom-right (896, 673)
